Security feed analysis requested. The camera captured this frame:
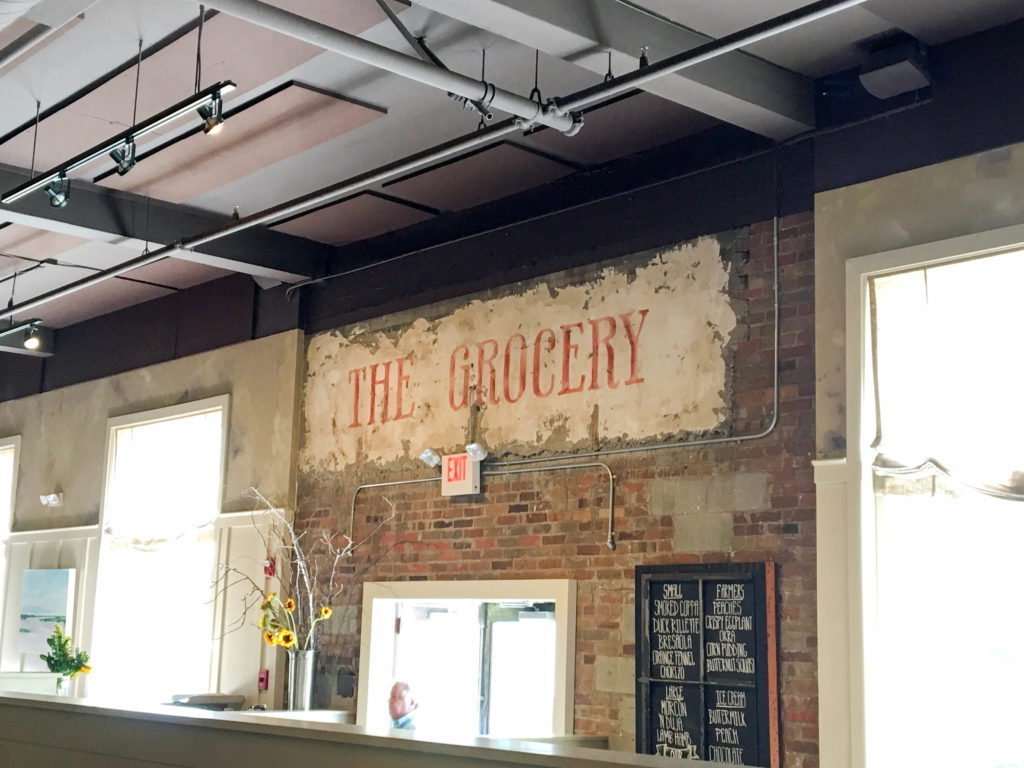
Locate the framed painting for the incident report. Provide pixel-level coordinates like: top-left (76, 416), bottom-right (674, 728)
top-left (17, 569), bottom-right (76, 655)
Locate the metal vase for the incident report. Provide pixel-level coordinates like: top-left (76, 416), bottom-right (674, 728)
top-left (287, 649), bottom-right (317, 711)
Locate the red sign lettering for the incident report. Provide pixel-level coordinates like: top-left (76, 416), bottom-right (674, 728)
top-left (348, 356), bottom-right (416, 426)
top-left (446, 309), bottom-right (650, 411)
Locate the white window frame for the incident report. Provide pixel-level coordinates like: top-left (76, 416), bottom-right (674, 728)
top-left (0, 435), bottom-right (20, 641)
top-left (93, 394), bottom-right (230, 694)
top-left (99, 395), bottom-right (230, 535)
top-left (0, 435), bottom-right (18, 530)
top-left (357, 579), bottom-right (576, 734)
top-left (835, 221), bottom-right (1024, 768)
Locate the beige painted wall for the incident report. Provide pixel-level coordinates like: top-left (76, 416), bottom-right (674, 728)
top-left (814, 140), bottom-right (1024, 458)
top-left (0, 330), bottom-right (304, 530)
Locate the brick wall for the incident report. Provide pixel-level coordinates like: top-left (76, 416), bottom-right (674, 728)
top-left (296, 212), bottom-right (817, 765)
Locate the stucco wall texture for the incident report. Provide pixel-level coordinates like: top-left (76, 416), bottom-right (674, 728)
top-left (297, 214), bottom-right (818, 765)
top-left (0, 331), bottom-right (304, 530)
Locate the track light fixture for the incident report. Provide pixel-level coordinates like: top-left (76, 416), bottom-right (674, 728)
top-left (197, 92), bottom-right (225, 135)
top-left (23, 325), bottom-right (41, 350)
top-left (0, 318), bottom-right (53, 357)
top-left (0, 80), bottom-right (236, 207)
top-left (44, 174), bottom-right (70, 208)
top-left (109, 138), bottom-right (137, 175)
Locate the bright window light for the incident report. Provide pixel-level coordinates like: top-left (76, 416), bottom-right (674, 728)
top-left (0, 437), bottom-right (17, 640)
top-left (88, 399), bottom-right (227, 705)
top-left (868, 250), bottom-right (1024, 767)
top-left (872, 249), bottom-right (1024, 489)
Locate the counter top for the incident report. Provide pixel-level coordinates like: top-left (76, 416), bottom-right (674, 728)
top-left (0, 692), bottom-right (734, 768)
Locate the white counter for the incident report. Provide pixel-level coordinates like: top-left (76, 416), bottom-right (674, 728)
top-left (0, 692), bottom-right (735, 768)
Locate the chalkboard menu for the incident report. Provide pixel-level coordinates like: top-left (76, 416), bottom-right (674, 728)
top-left (635, 563), bottom-right (779, 766)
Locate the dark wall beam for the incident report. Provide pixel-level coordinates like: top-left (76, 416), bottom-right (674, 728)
top-left (0, 165), bottom-right (330, 282)
top-left (814, 18), bottom-right (1024, 192)
top-left (305, 125), bottom-right (811, 332)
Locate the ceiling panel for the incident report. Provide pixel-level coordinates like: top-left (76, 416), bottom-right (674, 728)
top-left (273, 193), bottom-right (435, 245)
top-left (384, 143), bottom-right (576, 211)
top-left (0, 223), bottom-right (89, 264)
top-left (28, 275), bottom-right (173, 328)
top-left (118, 257), bottom-right (232, 290)
top-left (0, 1), bottom-right (390, 175)
top-left (98, 84), bottom-right (384, 204)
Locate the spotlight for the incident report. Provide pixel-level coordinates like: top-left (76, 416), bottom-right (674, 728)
top-left (44, 175), bottom-right (70, 208)
top-left (23, 326), bottom-right (40, 350)
top-left (197, 93), bottom-right (224, 135)
top-left (419, 448), bottom-right (441, 468)
top-left (109, 139), bottom-right (137, 176)
top-left (465, 442), bottom-right (488, 461)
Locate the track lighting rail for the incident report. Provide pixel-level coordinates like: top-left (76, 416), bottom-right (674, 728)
top-left (0, 80), bottom-right (236, 206)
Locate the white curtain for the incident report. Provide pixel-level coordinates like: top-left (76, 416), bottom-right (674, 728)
top-left (89, 407), bottom-right (224, 704)
top-left (871, 250), bottom-right (1024, 496)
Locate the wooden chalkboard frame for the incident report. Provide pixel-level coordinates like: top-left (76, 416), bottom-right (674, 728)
top-left (635, 562), bottom-right (779, 766)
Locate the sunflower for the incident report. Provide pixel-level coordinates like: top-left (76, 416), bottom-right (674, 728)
top-left (276, 629), bottom-right (297, 648)
top-left (259, 611), bottom-right (269, 629)
top-left (263, 630), bottom-right (277, 645)
top-left (260, 592), bottom-right (276, 611)
top-left (319, 606), bottom-right (332, 620)
top-left (284, 597), bottom-right (296, 612)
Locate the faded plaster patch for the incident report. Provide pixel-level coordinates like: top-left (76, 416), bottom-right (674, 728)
top-left (301, 237), bottom-right (736, 471)
top-left (594, 655), bottom-right (635, 694)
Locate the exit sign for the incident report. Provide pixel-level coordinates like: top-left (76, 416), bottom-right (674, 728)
top-left (441, 452), bottom-right (480, 496)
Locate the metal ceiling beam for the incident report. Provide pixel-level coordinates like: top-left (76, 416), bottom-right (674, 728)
top-left (415, 0), bottom-right (816, 140)
top-left (0, 164), bottom-right (327, 283)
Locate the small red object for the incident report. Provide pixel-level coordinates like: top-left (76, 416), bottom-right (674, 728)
top-left (263, 557), bottom-right (276, 578)
top-left (258, 669), bottom-right (269, 691)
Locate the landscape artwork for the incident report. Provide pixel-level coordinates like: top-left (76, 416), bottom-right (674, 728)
top-left (17, 569), bottom-right (76, 655)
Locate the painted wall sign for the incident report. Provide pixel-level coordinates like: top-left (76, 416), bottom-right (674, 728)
top-left (302, 236), bottom-right (737, 470)
top-left (440, 453), bottom-right (480, 496)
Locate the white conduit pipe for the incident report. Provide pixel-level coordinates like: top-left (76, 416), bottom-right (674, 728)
top-left (0, 0), bottom-right (46, 32)
top-left (187, 0), bottom-right (581, 135)
top-left (0, 1), bottom-right (101, 72)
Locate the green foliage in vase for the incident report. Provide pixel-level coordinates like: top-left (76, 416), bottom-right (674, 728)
top-left (40, 625), bottom-right (91, 678)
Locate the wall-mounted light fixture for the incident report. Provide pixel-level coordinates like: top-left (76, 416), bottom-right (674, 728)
top-left (465, 442), bottom-right (488, 461)
top-left (39, 492), bottom-right (64, 507)
top-left (0, 318), bottom-right (54, 357)
top-left (0, 80), bottom-right (236, 207)
top-left (419, 448), bottom-right (441, 468)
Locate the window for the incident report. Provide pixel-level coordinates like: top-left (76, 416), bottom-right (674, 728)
top-left (88, 397), bottom-right (228, 704)
top-left (358, 579), bottom-right (575, 737)
top-left (845, 232), bottom-right (1024, 768)
top-left (0, 436), bottom-right (18, 640)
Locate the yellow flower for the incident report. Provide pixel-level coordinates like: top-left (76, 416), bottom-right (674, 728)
top-left (259, 612), bottom-right (269, 629)
top-left (276, 630), bottom-right (296, 648)
top-left (319, 606), bottom-right (332, 619)
top-left (70, 665), bottom-right (92, 679)
top-left (263, 630), bottom-right (277, 646)
top-left (284, 598), bottom-right (295, 612)
top-left (260, 592), bottom-right (276, 611)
